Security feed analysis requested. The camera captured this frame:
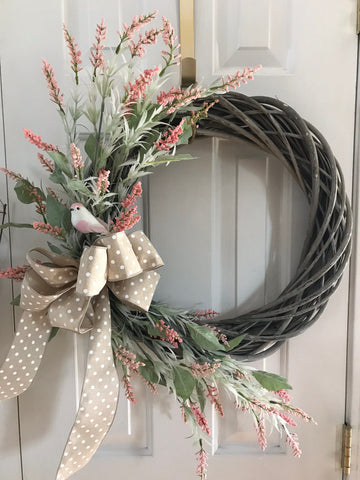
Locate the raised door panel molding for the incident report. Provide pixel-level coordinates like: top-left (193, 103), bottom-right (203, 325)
top-left (74, 333), bottom-right (153, 456)
top-left (196, 0), bottom-right (292, 79)
top-left (0, 62), bottom-right (23, 480)
top-left (149, 135), bottom-right (308, 456)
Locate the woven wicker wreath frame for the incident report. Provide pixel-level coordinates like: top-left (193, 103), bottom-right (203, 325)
top-left (190, 92), bottom-right (352, 360)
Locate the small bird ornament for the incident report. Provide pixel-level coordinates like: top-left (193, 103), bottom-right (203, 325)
top-left (70, 203), bottom-right (108, 234)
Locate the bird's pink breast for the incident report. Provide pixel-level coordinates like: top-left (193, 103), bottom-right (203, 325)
top-left (74, 220), bottom-right (90, 233)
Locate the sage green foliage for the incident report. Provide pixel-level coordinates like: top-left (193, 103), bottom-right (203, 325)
top-left (2, 13), bottom-right (309, 462)
top-left (14, 180), bottom-right (45, 205)
top-left (187, 322), bottom-right (227, 352)
top-left (173, 366), bottom-right (196, 400)
top-left (252, 370), bottom-right (293, 391)
top-left (10, 294), bottom-right (20, 306)
top-left (109, 298), bottom-right (307, 451)
top-left (45, 195), bottom-right (71, 233)
top-left (47, 152), bottom-right (73, 178)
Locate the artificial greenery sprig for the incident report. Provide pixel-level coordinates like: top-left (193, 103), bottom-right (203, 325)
top-left (0, 12), bottom-right (312, 479)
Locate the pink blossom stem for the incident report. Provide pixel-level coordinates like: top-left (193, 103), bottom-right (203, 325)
top-left (33, 222), bottom-right (65, 239)
top-left (63, 24), bottom-right (82, 85)
top-left (90, 18), bottom-right (107, 80)
top-left (0, 265), bottom-right (28, 282)
top-left (115, 11), bottom-right (158, 54)
top-left (42, 60), bottom-right (65, 114)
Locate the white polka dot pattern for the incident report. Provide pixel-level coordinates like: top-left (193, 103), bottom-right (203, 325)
top-left (27, 251), bottom-right (78, 287)
top-left (97, 232), bottom-right (142, 282)
top-left (56, 288), bottom-right (119, 480)
top-left (0, 310), bottom-right (51, 400)
top-left (48, 290), bottom-right (93, 333)
top-left (127, 231), bottom-right (164, 271)
top-left (0, 230), bottom-right (163, 479)
top-left (75, 245), bottom-right (107, 297)
top-left (109, 270), bottom-right (161, 313)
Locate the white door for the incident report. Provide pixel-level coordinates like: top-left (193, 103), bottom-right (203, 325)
top-left (0, 1), bottom-right (357, 479)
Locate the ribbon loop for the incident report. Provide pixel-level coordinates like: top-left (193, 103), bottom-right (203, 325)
top-left (0, 230), bottom-right (163, 479)
top-left (127, 230), bottom-right (164, 271)
top-left (48, 290), bottom-right (93, 333)
top-left (26, 248), bottom-right (78, 287)
top-left (76, 245), bottom-right (107, 297)
top-left (109, 270), bottom-right (161, 312)
top-left (96, 232), bottom-right (143, 282)
top-left (20, 269), bottom-right (71, 312)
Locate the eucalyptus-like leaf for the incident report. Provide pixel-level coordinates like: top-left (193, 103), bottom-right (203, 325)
top-left (196, 381), bottom-right (206, 411)
top-left (48, 327), bottom-right (59, 342)
top-left (84, 134), bottom-right (97, 161)
top-left (10, 294), bottom-right (21, 306)
top-left (147, 153), bottom-right (195, 166)
top-left (46, 195), bottom-right (71, 233)
top-left (67, 180), bottom-right (93, 197)
top-left (50, 165), bottom-right (67, 185)
top-left (176, 120), bottom-right (193, 146)
top-left (14, 180), bottom-right (45, 204)
top-left (187, 322), bottom-right (226, 352)
top-left (225, 334), bottom-right (246, 352)
top-left (139, 359), bottom-right (160, 384)
top-left (47, 151), bottom-right (73, 178)
top-left (47, 241), bottom-right (63, 255)
top-left (173, 366), bottom-right (196, 400)
top-left (252, 370), bottom-right (292, 392)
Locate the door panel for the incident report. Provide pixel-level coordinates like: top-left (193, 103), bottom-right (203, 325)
top-left (0, 1), bottom-right (356, 479)
top-left (0, 69), bottom-right (22, 480)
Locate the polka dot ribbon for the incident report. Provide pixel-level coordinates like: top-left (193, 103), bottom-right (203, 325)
top-left (0, 230), bottom-right (163, 479)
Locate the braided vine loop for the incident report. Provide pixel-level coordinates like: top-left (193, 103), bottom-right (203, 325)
top-left (196, 92), bottom-right (352, 360)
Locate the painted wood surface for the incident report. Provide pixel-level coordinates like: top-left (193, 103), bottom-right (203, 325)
top-left (0, 1), bottom-right (357, 479)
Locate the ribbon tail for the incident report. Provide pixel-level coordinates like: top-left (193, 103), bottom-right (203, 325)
top-left (56, 288), bottom-right (119, 480)
top-left (0, 310), bottom-right (51, 400)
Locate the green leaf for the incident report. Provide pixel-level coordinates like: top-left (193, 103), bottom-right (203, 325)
top-left (85, 134), bottom-right (107, 171)
top-left (0, 222), bottom-right (33, 230)
top-left (10, 294), bottom-right (20, 306)
top-left (47, 151), bottom-right (72, 178)
top-left (48, 327), bottom-right (59, 342)
top-left (148, 153), bottom-right (195, 166)
top-left (252, 370), bottom-right (293, 392)
top-left (46, 195), bottom-right (71, 233)
top-left (224, 334), bottom-right (246, 352)
top-left (147, 323), bottom-right (160, 337)
top-left (14, 180), bottom-right (45, 204)
top-left (173, 366), bottom-right (195, 400)
top-left (47, 242), bottom-right (63, 255)
top-left (49, 165), bottom-right (66, 184)
top-left (187, 322), bottom-right (226, 352)
top-left (139, 360), bottom-right (159, 384)
top-left (176, 121), bottom-right (193, 146)
top-left (196, 381), bottom-right (206, 411)
top-left (67, 180), bottom-right (93, 197)
top-left (84, 134), bottom-right (97, 161)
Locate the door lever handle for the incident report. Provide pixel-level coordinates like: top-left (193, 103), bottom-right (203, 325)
top-left (180, 0), bottom-right (196, 87)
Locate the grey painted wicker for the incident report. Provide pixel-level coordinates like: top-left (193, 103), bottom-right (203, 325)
top-left (195, 92), bottom-right (352, 360)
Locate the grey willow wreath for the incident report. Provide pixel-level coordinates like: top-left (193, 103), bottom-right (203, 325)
top-left (0, 13), bottom-right (349, 478)
top-left (194, 92), bottom-right (352, 360)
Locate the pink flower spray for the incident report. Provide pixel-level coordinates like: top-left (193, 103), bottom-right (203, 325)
top-left (41, 60), bottom-right (65, 114)
top-left (63, 24), bottom-right (82, 85)
top-left (90, 18), bottom-right (107, 79)
top-left (111, 181), bottom-right (142, 232)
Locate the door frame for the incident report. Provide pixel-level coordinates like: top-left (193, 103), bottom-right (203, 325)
top-left (345, 32), bottom-right (360, 479)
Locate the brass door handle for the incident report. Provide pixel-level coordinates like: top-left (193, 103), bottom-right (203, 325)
top-left (180, 0), bottom-right (196, 87)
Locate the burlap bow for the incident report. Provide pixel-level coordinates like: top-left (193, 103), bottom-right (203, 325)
top-left (0, 230), bottom-right (163, 480)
